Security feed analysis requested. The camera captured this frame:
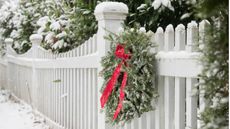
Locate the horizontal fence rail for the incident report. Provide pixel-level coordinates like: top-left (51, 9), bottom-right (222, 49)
top-left (0, 2), bottom-right (210, 129)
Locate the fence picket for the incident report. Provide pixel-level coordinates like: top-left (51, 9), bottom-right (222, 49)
top-left (175, 24), bottom-right (186, 51)
top-left (80, 69), bottom-right (83, 129)
top-left (186, 21), bottom-right (198, 52)
top-left (93, 69), bottom-right (97, 129)
top-left (155, 76), bottom-right (164, 129)
top-left (165, 24), bottom-right (174, 51)
top-left (88, 69), bottom-right (92, 129)
top-left (66, 69), bottom-right (69, 128)
top-left (77, 69), bottom-right (80, 129)
top-left (84, 69), bottom-right (87, 129)
top-left (54, 68), bottom-right (57, 122)
top-left (155, 27), bottom-right (164, 51)
top-left (61, 69), bottom-right (64, 127)
top-left (186, 78), bottom-right (198, 129)
top-left (93, 34), bottom-right (97, 53)
top-left (164, 77), bottom-right (175, 129)
top-left (57, 68), bottom-right (61, 125)
top-left (175, 77), bottom-right (186, 129)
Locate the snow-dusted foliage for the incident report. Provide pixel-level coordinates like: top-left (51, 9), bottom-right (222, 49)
top-left (0, 0), bottom-right (97, 54)
top-left (0, 0), bottom-right (42, 54)
top-left (35, 3), bottom-right (97, 53)
top-left (127, 0), bottom-right (195, 32)
top-left (37, 15), bottom-right (72, 52)
top-left (0, 2), bottom-right (17, 44)
top-left (152, 0), bottom-right (174, 11)
top-left (0, 0), bottom-right (19, 55)
top-left (10, 2), bottom-right (39, 53)
top-left (196, 0), bottom-right (228, 128)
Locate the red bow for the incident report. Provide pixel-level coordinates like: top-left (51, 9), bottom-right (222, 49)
top-left (100, 44), bottom-right (131, 120)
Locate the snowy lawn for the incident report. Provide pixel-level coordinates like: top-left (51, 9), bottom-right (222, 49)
top-left (0, 90), bottom-right (49, 129)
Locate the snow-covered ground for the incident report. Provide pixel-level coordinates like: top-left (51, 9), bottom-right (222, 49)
top-left (0, 90), bottom-right (49, 129)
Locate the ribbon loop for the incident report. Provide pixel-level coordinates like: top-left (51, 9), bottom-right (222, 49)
top-left (115, 44), bottom-right (131, 60)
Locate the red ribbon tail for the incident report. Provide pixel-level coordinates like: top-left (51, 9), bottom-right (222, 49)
top-left (113, 72), bottom-right (128, 120)
top-left (100, 63), bottom-right (122, 108)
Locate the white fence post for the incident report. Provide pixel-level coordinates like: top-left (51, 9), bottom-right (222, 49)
top-left (30, 34), bottom-right (43, 58)
top-left (5, 38), bottom-right (13, 56)
top-left (30, 34), bottom-right (43, 108)
top-left (94, 2), bottom-right (128, 129)
top-left (5, 38), bottom-right (13, 90)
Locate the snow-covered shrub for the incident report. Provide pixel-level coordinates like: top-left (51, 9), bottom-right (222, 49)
top-left (0, 0), bottom-right (97, 54)
top-left (0, 0), bottom-right (43, 54)
top-left (36, 3), bottom-right (97, 53)
top-left (0, 0), bottom-right (19, 39)
top-left (37, 15), bottom-right (73, 53)
top-left (10, 1), bottom-right (42, 54)
top-left (0, 0), bottom-right (19, 55)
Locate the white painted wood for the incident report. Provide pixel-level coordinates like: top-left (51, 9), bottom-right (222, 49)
top-left (146, 111), bottom-right (153, 129)
top-left (186, 78), bottom-right (198, 129)
top-left (48, 69), bottom-right (51, 119)
top-left (198, 20), bottom-right (210, 51)
top-left (66, 69), bottom-right (70, 129)
top-left (156, 51), bottom-right (201, 77)
top-left (54, 68), bottom-right (57, 122)
top-left (77, 68), bottom-right (81, 129)
top-left (73, 69), bottom-right (77, 129)
top-left (80, 69), bottom-right (83, 129)
top-left (164, 24), bottom-right (174, 51)
top-left (95, 2), bottom-right (128, 129)
top-left (93, 34), bottom-right (97, 53)
top-left (84, 69), bottom-right (87, 129)
top-left (50, 69), bottom-right (53, 120)
top-left (81, 43), bottom-right (84, 56)
top-left (70, 69), bottom-right (73, 129)
top-left (175, 77), bottom-right (186, 129)
top-left (57, 68), bottom-right (61, 125)
top-left (60, 69), bottom-right (64, 127)
top-left (93, 69), bottom-right (97, 129)
top-left (7, 54), bottom-right (99, 69)
top-left (64, 69), bottom-right (67, 128)
top-left (155, 27), bottom-right (164, 51)
top-left (88, 69), bottom-right (92, 129)
top-left (164, 76), bottom-right (175, 129)
top-left (186, 21), bottom-right (198, 52)
top-left (175, 24), bottom-right (185, 51)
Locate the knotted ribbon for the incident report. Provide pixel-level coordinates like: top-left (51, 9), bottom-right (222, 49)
top-left (100, 44), bottom-right (131, 120)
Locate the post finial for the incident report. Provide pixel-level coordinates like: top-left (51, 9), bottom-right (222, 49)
top-left (30, 34), bottom-right (43, 46)
top-left (5, 38), bottom-right (13, 45)
top-left (94, 2), bottom-right (128, 21)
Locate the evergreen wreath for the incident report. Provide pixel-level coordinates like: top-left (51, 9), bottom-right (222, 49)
top-left (100, 27), bottom-right (158, 124)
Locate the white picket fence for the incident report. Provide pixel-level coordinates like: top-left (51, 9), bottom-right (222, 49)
top-left (0, 2), bottom-right (210, 129)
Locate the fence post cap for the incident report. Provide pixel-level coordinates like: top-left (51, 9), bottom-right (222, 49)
top-left (4, 38), bottom-right (13, 44)
top-left (30, 34), bottom-right (43, 45)
top-left (94, 2), bottom-right (128, 20)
